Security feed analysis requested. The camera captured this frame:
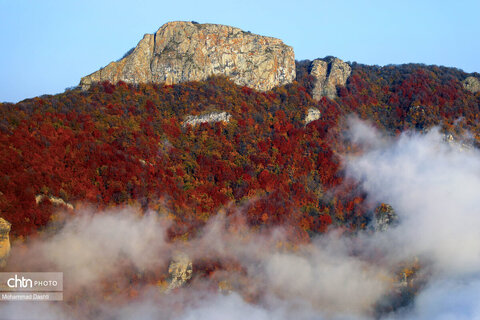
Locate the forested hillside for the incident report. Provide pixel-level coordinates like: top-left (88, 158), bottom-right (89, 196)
top-left (1, 62), bottom-right (479, 240)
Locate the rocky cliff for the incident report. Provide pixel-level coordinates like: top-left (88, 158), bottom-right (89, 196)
top-left (310, 57), bottom-right (351, 100)
top-left (80, 21), bottom-right (296, 91)
top-left (463, 76), bottom-right (480, 93)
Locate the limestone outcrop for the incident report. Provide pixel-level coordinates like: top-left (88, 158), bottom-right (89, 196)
top-left (35, 194), bottom-right (74, 210)
top-left (183, 112), bottom-right (231, 127)
top-left (0, 218), bottom-right (11, 268)
top-left (304, 108), bottom-right (321, 125)
top-left (462, 76), bottom-right (480, 93)
top-left (167, 252), bottom-right (193, 292)
top-left (374, 203), bottom-right (398, 232)
top-left (310, 57), bottom-right (351, 100)
top-left (80, 21), bottom-right (296, 91)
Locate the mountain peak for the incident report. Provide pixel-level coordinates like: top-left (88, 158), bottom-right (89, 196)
top-left (80, 21), bottom-right (296, 91)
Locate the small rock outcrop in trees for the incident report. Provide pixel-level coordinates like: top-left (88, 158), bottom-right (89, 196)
top-left (462, 76), bottom-right (480, 93)
top-left (183, 112), bottom-right (231, 127)
top-left (374, 203), bottom-right (398, 232)
top-left (166, 252), bottom-right (193, 292)
top-left (304, 108), bottom-right (321, 125)
top-left (310, 57), bottom-right (351, 100)
top-left (0, 218), bottom-right (11, 268)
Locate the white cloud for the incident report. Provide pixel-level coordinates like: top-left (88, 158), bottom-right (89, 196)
top-left (4, 119), bottom-right (480, 319)
top-left (345, 119), bottom-right (480, 319)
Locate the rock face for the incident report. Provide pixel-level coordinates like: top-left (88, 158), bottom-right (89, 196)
top-left (374, 203), bottom-right (398, 232)
top-left (35, 194), bottom-right (74, 210)
top-left (0, 218), bottom-right (11, 268)
top-left (80, 21), bottom-right (296, 91)
top-left (183, 111), bottom-right (231, 127)
top-left (167, 252), bottom-right (193, 292)
top-left (304, 108), bottom-right (321, 125)
top-left (462, 76), bottom-right (480, 93)
top-left (310, 57), bottom-right (351, 100)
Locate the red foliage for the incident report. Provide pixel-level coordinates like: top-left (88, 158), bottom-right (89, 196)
top-left (2, 66), bottom-right (477, 240)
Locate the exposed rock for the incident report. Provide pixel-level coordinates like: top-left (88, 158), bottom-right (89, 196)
top-left (375, 258), bottom-right (422, 317)
top-left (80, 21), bottom-right (296, 91)
top-left (304, 108), bottom-right (321, 125)
top-left (310, 57), bottom-right (351, 100)
top-left (374, 203), bottom-right (398, 232)
top-left (444, 133), bottom-right (455, 143)
top-left (398, 260), bottom-right (419, 288)
top-left (167, 252), bottom-right (193, 292)
top-left (183, 111), bottom-right (231, 127)
top-left (0, 218), bottom-right (11, 268)
top-left (443, 133), bottom-right (473, 152)
top-left (462, 76), bottom-right (480, 93)
top-left (35, 194), bottom-right (74, 210)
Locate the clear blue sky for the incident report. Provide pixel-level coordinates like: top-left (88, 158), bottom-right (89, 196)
top-left (1, 0), bottom-right (479, 103)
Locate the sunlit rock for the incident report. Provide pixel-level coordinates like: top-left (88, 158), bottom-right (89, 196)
top-left (80, 21), bottom-right (296, 91)
top-left (167, 252), bottom-right (193, 292)
top-left (310, 57), bottom-right (351, 100)
top-left (462, 76), bottom-right (480, 93)
top-left (304, 108), bottom-right (321, 125)
top-left (0, 218), bottom-right (11, 268)
top-left (183, 112), bottom-right (231, 127)
top-left (35, 195), bottom-right (74, 210)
